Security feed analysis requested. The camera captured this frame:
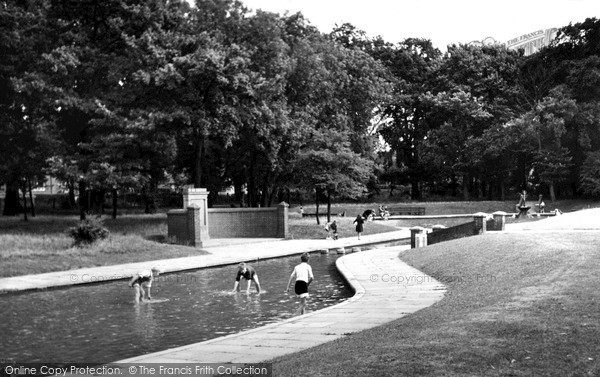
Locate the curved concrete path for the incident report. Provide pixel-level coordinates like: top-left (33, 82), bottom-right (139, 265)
top-left (505, 207), bottom-right (600, 232)
top-left (115, 246), bottom-right (446, 364)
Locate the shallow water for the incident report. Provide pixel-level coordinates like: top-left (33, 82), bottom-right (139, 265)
top-left (0, 253), bottom-right (352, 364)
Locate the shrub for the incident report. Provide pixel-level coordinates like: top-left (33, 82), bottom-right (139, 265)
top-left (69, 217), bottom-right (110, 246)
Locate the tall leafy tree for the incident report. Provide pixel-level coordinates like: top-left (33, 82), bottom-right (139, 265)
top-left (423, 44), bottom-right (524, 199)
top-left (372, 38), bottom-right (442, 200)
top-left (0, 1), bottom-right (62, 219)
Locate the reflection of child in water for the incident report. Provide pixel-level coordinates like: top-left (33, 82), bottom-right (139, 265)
top-left (129, 267), bottom-right (161, 303)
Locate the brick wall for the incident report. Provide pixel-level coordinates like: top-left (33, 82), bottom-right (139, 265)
top-left (208, 206), bottom-right (286, 238)
top-left (427, 221), bottom-right (479, 246)
top-left (167, 203), bottom-right (289, 247)
top-left (167, 210), bottom-right (189, 244)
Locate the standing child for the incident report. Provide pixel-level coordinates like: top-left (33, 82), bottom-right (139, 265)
top-left (353, 214), bottom-right (365, 240)
top-left (128, 267), bottom-right (161, 303)
top-left (284, 252), bottom-right (314, 315)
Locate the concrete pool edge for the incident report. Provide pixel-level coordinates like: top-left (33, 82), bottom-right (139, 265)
top-left (0, 231), bottom-right (410, 294)
top-left (111, 246), bottom-right (447, 364)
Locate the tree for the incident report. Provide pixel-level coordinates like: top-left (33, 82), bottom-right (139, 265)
top-left (293, 129), bottom-right (375, 224)
top-left (422, 44), bottom-right (524, 199)
top-left (522, 18), bottom-right (600, 197)
top-left (0, 1), bottom-right (62, 219)
top-left (372, 38), bottom-right (442, 200)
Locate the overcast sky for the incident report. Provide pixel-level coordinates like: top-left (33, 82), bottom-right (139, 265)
top-left (240, 0), bottom-right (600, 50)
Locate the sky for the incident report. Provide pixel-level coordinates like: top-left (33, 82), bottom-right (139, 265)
top-left (239, 0), bottom-right (600, 50)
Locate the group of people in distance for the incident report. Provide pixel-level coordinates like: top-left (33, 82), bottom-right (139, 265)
top-left (127, 253), bottom-right (314, 316)
top-left (322, 211), bottom-right (372, 241)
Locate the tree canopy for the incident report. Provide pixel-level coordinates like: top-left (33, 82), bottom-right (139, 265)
top-left (1, 0), bottom-right (600, 221)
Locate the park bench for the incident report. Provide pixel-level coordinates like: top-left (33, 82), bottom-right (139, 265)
top-left (385, 206), bottom-right (426, 216)
top-left (302, 210), bottom-right (346, 218)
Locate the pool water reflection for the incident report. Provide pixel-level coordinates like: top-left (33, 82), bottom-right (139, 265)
top-left (0, 253), bottom-right (352, 363)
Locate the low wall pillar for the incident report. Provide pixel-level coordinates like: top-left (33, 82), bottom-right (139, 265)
top-left (277, 202), bottom-right (289, 238)
top-left (491, 211), bottom-right (508, 231)
top-left (410, 226), bottom-right (427, 249)
top-left (473, 212), bottom-right (488, 235)
top-left (186, 205), bottom-right (209, 247)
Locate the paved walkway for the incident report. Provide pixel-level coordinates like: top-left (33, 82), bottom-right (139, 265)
top-left (115, 246), bottom-right (446, 364)
top-left (0, 230), bottom-right (410, 293)
top-left (504, 207), bottom-right (600, 232)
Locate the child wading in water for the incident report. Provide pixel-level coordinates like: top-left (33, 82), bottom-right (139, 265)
top-left (285, 252), bottom-right (314, 315)
top-left (128, 267), bottom-right (161, 303)
top-left (232, 262), bottom-right (262, 294)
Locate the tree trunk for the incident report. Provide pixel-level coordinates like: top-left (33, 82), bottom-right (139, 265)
top-left (21, 183), bottom-right (28, 221)
top-left (549, 183), bottom-right (556, 202)
top-left (248, 157), bottom-right (258, 207)
top-left (410, 179), bottom-right (421, 200)
top-left (260, 177), bottom-right (270, 208)
top-left (193, 134), bottom-right (205, 188)
top-left (451, 174), bottom-right (458, 197)
top-left (112, 188), bottom-right (118, 219)
top-left (78, 180), bottom-right (87, 221)
top-left (68, 179), bottom-right (77, 208)
top-left (2, 180), bottom-right (22, 216)
top-left (97, 189), bottom-right (105, 216)
top-left (326, 188), bottom-right (332, 223)
top-left (462, 175), bottom-right (470, 201)
top-left (477, 178), bottom-right (484, 199)
top-left (144, 184), bottom-right (157, 214)
top-left (233, 180), bottom-right (245, 207)
top-left (27, 178), bottom-right (36, 217)
top-left (315, 188), bottom-right (320, 225)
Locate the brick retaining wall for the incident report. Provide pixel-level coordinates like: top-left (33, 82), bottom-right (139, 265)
top-left (167, 202), bottom-right (289, 247)
top-left (208, 207), bottom-right (287, 238)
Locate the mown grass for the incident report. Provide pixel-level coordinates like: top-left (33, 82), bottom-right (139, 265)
top-left (272, 231), bottom-right (600, 376)
top-left (0, 214), bottom-right (207, 277)
top-left (1, 199), bottom-right (597, 278)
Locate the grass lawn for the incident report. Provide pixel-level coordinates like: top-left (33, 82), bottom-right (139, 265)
top-left (0, 214), bottom-right (208, 277)
top-left (1, 199), bottom-right (597, 278)
top-left (271, 231), bottom-right (600, 376)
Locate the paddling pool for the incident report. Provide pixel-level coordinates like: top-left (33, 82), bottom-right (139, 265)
top-left (0, 252), bottom-right (353, 364)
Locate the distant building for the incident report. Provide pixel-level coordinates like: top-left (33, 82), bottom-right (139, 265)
top-left (505, 28), bottom-right (558, 56)
top-left (468, 36), bottom-right (502, 47)
top-left (1, 176), bottom-right (66, 199)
